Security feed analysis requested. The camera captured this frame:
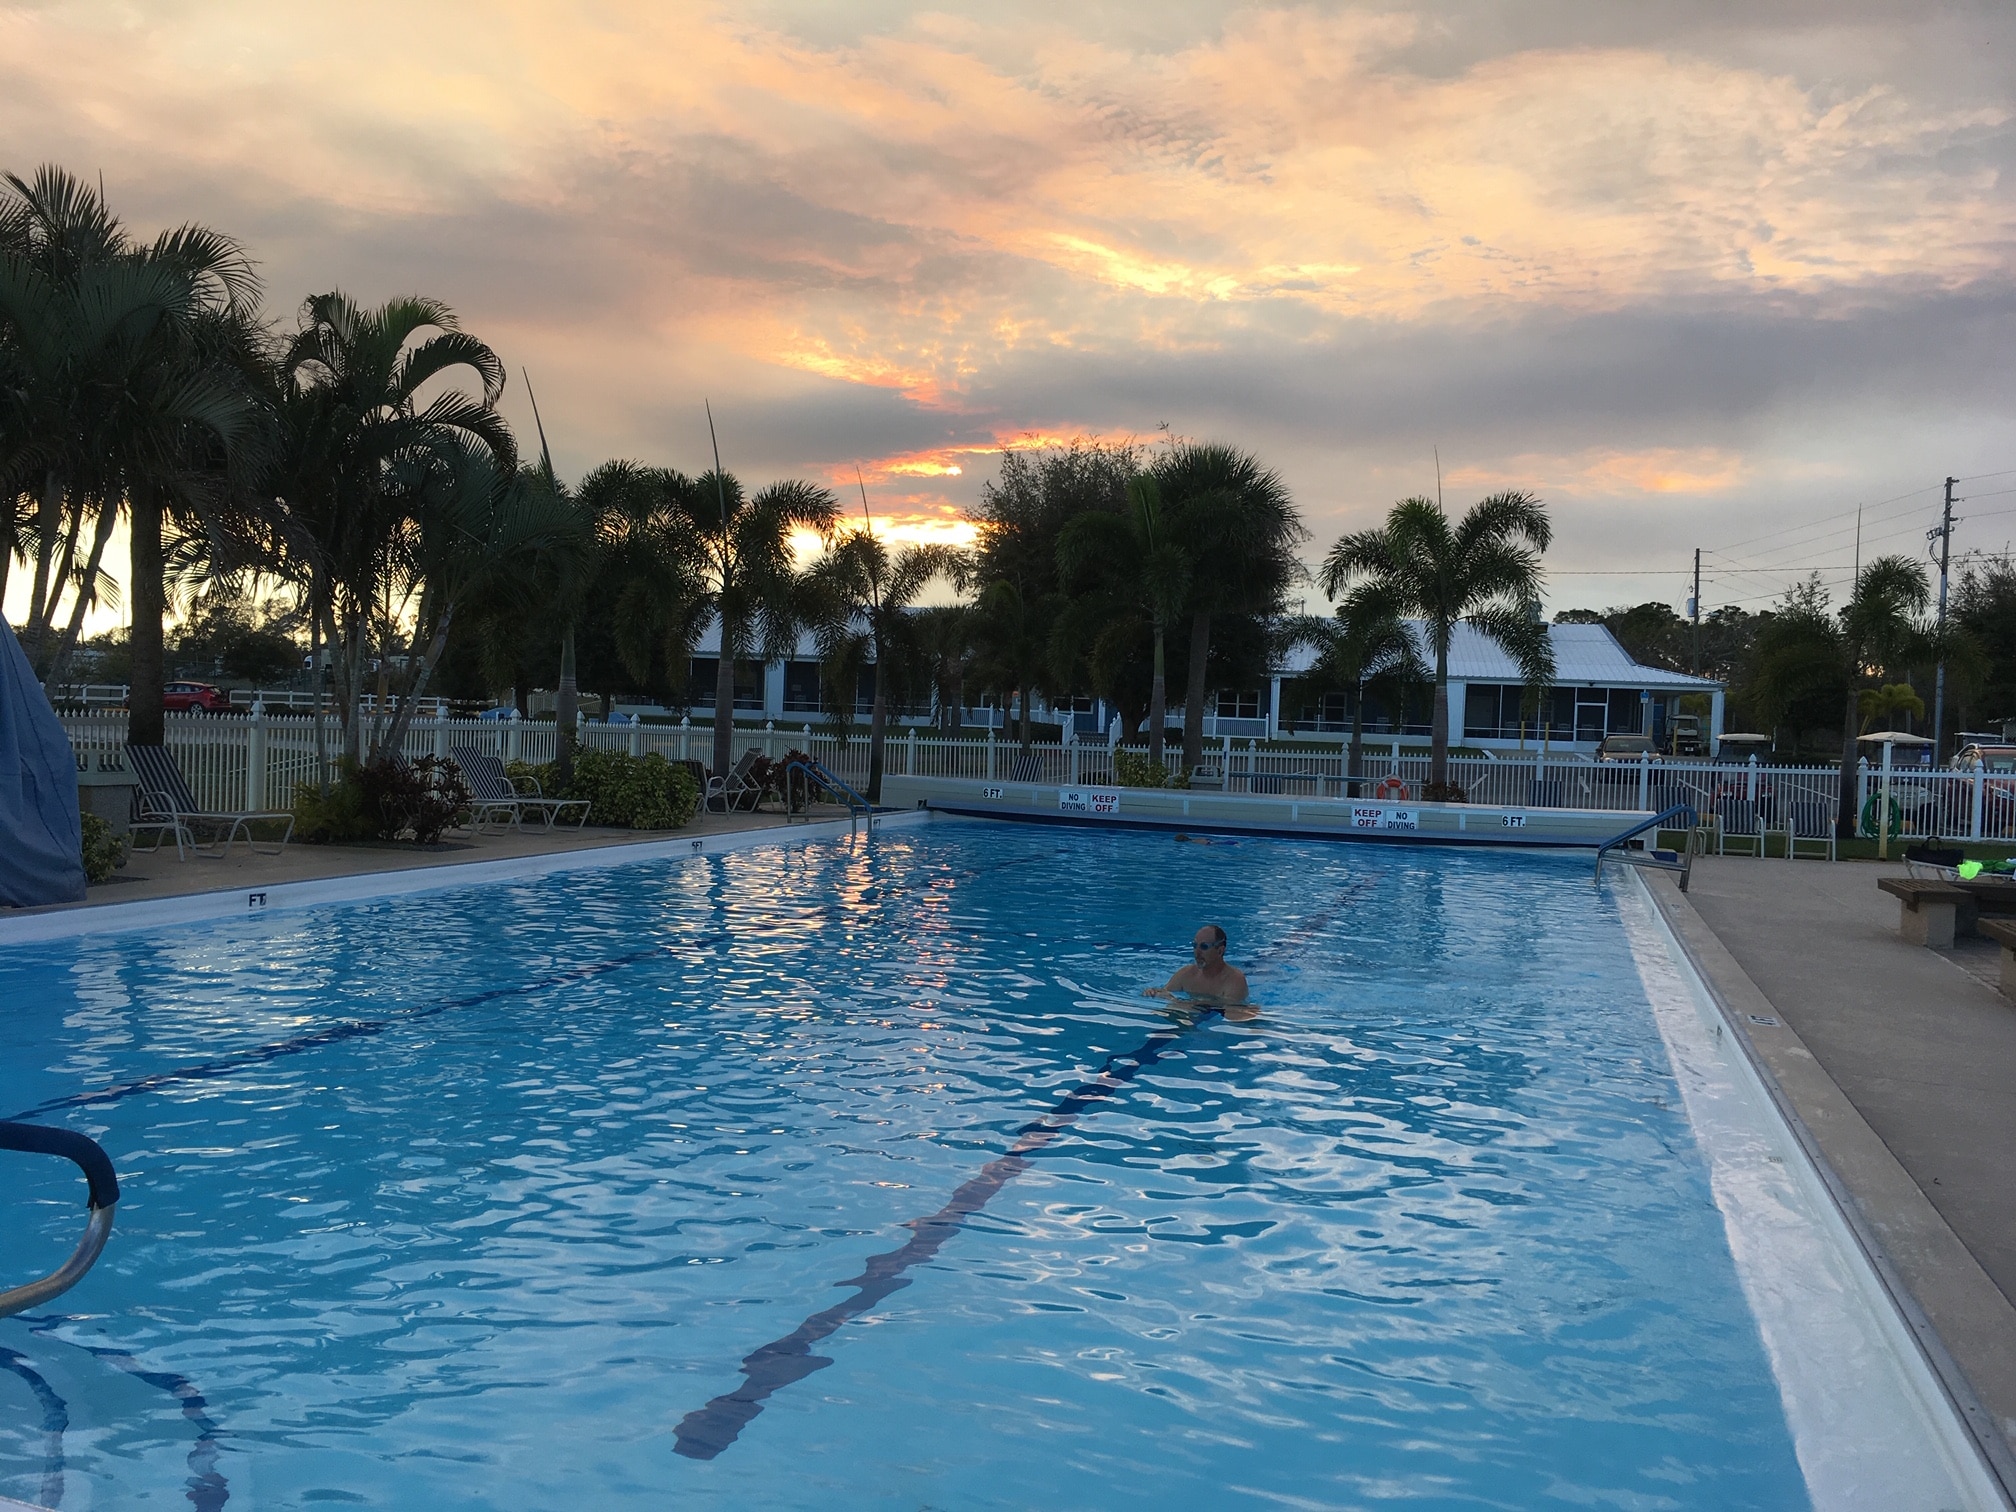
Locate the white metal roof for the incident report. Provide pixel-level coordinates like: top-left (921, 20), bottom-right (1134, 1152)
top-left (1275, 621), bottom-right (1721, 692)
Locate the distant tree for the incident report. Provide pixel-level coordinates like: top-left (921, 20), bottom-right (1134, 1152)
top-left (1153, 443), bottom-right (1305, 774)
top-left (1953, 554), bottom-right (2016, 731)
top-left (171, 597), bottom-right (300, 684)
top-left (1280, 592), bottom-right (1425, 794)
top-left (804, 529), bottom-right (962, 800)
top-left (913, 604), bottom-right (976, 733)
top-left (1322, 493), bottom-right (1554, 791)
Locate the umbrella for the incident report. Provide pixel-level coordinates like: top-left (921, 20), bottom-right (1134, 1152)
top-left (1858, 731), bottom-right (1934, 744)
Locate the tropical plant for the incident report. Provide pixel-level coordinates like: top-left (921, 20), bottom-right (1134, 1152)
top-left (913, 604), bottom-right (977, 732)
top-left (0, 165), bottom-right (269, 737)
top-left (805, 528), bottom-right (963, 800)
top-left (1320, 493), bottom-right (1555, 789)
top-left (671, 459), bottom-right (836, 783)
top-left (1056, 472), bottom-right (1190, 764)
top-left (517, 749), bottom-right (700, 829)
top-left (1859, 682), bottom-right (1926, 732)
top-left (1151, 442), bottom-right (1306, 774)
top-left (275, 290), bottom-right (517, 770)
top-left (1280, 593), bottom-right (1427, 795)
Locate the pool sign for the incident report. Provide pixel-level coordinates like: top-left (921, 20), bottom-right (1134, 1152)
top-left (1059, 788), bottom-right (1122, 814)
top-left (1351, 805), bottom-right (1417, 831)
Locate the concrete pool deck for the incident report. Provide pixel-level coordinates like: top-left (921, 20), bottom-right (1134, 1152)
top-left (1649, 857), bottom-right (2016, 1487)
top-left (35, 806), bottom-right (859, 912)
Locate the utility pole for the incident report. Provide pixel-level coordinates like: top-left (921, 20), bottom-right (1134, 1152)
top-left (1688, 548), bottom-right (1701, 675)
top-left (1930, 477), bottom-right (1958, 759)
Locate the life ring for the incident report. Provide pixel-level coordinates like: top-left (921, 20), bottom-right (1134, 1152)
top-left (1375, 776), bottom-right (1410, 802)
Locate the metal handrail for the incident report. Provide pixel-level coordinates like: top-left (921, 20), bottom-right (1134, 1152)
top-left (1594, 802), bottom-right (1699, 883)
top-left (784, 758), bottom-right (875, 838)
top-left (0, 1122), bottom-right (120, 1319)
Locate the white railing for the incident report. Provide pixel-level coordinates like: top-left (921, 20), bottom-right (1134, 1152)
top-left (60, 712), bottom-right (2000, 841)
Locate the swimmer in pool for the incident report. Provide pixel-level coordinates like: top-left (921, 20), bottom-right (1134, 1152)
top-left (1145, 924), bottom-right (1257, 1021)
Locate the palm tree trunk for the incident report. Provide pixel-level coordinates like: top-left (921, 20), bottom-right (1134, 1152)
top-left (1148, 620), bottom-right (1167, 766)
top-left (1836, 687), bottom-right (1861, 842)
top-left (1349, 683), bottom-right (1366, 798)
top-left (127, 486), bottom-right (167, 748)
top-left (555, 621), bottom-right (579, 788)
top-left (867, 680), bottom-right (888, 802)
top-left (311, 586), bottom-right (331, 793)
top-left (380, 601), bottom-right (457, 764)
top-left (712, 621), bottom-right (736, 785)
top-left (1430, 644), bottom-right (1451, 788)
top-left (1018, 681), bottom-right (1033, 752)
top-left (45, 500), bottom-right (119, 689)
top-left (1182, 610), bottom-right (1211, 775)
top-left (23, 473), bottom-right (61, 652)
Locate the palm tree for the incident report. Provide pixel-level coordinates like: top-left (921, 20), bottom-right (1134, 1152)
top-left (1320, 493), bottom-right (1555, 792)
top-left (278, 291), bottom-right (516, 766)
top-left (1833, 559), bottom-right (1929, 838)
top-left (1281, 592), bottom-right (1426, 795)
top-left (912, 603), bottom-right (976, 733)
top-left (573, 460), bottom-right (708, 720)
top-left (1152, 443), bottom-right (1306, 774)
top-left (969, 578), bottom-right (1055, 751)
top-left (806, 529), bottom-right (962, 800)
top-left (671, 467), bottom-right (837, 783)
top-left (0, 166), bottom-right (268, 739)
top-left (1055, 473), bottom-right (1190, 764)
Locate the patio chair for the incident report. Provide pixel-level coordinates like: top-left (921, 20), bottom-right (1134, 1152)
top-left (705, 749), bottom-right (764, 812)
top-left (1902, 840), bottom-right (1965, 879)
top-left (125, 744), bottom-right (294, 860)
top-left (1776, 802), bottom-right (1840, 863)
top-left (450, 747), bottom-right (591, 830)
top-left (1188, 765), bottom-right (1225, 792)
top-left (1715, 799), bottom-right (1764, 857)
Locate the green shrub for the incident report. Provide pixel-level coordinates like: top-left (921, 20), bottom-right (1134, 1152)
top-left (293, 769), bottom-right (376, 843)
top-left (527, 749), bottom-right (699, 829)
top-left (1111, 748), bottom-right (1174, 788)
top-left (80, 811), bottom-right (126, 883)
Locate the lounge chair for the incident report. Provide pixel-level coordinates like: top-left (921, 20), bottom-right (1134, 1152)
top-left (450, 748), bottom-right (591, 830)
top-left (1007, 754), bottom-right (1045, 783)
top-left (1188, 765), bottom-right (1224, 792)
top-left (1903, 840), bottom-right (1966, 879)
top-left (1775, 802), bottom-right (1839, 863)
top-left (1715, 799), bottom-right (1764, 857)
top-left (706, 749), bottom-right (764, 812)
top-left (125, 743), bottom-right (294, 859)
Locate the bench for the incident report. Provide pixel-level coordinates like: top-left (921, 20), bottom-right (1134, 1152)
top-left (1877, 877), bottom-right (1969, 948)
top-left (1979, 920), bottom-right (2016, 1002)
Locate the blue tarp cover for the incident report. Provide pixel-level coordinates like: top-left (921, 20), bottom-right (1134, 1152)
top-left (0, 618), bottom-right (86, 907)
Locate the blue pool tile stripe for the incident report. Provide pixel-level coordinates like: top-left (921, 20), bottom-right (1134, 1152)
top-left (4, 933), bottom-right (733, 1125)
top-left (673, 875), bottom-right (1376, 1462)
top-left (671, 1010), bottom-right (1222, 1461)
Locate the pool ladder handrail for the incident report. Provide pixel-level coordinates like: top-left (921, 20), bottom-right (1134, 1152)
top-left (1594, 802), bottom-right (1699, 889)
top-left (783, 758), bottom-right (875, 838)
top-left (0, 1122), bottom-right (120, 1319)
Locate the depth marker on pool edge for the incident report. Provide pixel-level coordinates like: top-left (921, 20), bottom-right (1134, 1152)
top-left (672, 876), bottom-right (1373, 1461)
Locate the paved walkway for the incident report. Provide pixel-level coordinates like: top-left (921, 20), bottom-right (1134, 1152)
top-left (51, 806), bottom-right (856, 911)
top-left (1669, 856), bottom-right (2016, 1469)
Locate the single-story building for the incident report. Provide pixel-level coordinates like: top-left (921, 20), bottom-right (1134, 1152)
top-left (608, 617), bottom-right (1724, 756)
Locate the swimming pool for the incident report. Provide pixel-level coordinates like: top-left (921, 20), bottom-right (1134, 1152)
top-left (0, 822), bottom-right (1991, 1508)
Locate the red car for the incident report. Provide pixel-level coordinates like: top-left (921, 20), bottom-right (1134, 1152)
top-left (162, 680), bottom-right (234, 713)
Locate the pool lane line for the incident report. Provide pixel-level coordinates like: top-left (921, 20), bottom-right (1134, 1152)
top-left (672, 875), bottom-right (1378, 1462)
top-left (2, 931), bottom-right (736, 1125)
top-left (0, 1344), bottom-right (67, 1509)
top-left (671, 1006), bottom-right (1224, 1461)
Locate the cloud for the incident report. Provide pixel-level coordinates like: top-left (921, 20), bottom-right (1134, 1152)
top-left (4, 0), bottom-right (2014, 625)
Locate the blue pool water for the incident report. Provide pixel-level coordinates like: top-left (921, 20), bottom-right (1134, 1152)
top-left (0, 822), bottom-right (1812, 1509)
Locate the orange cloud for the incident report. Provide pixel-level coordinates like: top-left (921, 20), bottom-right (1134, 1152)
top-left (1446, 448), bottom-right (1750, 499)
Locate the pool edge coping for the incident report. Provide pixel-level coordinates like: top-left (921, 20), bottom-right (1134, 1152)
top-left (0, 809), bottom-right (935, 946)
top-left (1637, 865), bottom-right (2016, 1505)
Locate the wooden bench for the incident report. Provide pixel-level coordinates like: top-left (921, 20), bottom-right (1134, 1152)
top-left (1979, 920), bottom-right (2016, 1002)
top-left (1878, 877), bottom-right (1969, 948)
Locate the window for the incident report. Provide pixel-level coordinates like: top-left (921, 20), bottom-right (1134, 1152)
top-left (1215, 689), bottom-right (1263, 719)
top-left (687, 658), bottom-right (765, 711)
top-left (783, 661), bottom-right (822, 713)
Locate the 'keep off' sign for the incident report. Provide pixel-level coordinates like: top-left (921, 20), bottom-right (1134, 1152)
top-left (1351, 805), bottom-right (1417, 831)
top-left (1059, 788), bottom-right (1122, 815)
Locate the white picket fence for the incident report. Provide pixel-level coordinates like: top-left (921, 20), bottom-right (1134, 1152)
top-left (60, 711), bottom-right (2006, 842)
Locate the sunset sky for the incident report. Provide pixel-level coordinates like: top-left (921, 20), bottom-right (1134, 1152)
top-left (6, 0), bottom-right (2015, 626)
